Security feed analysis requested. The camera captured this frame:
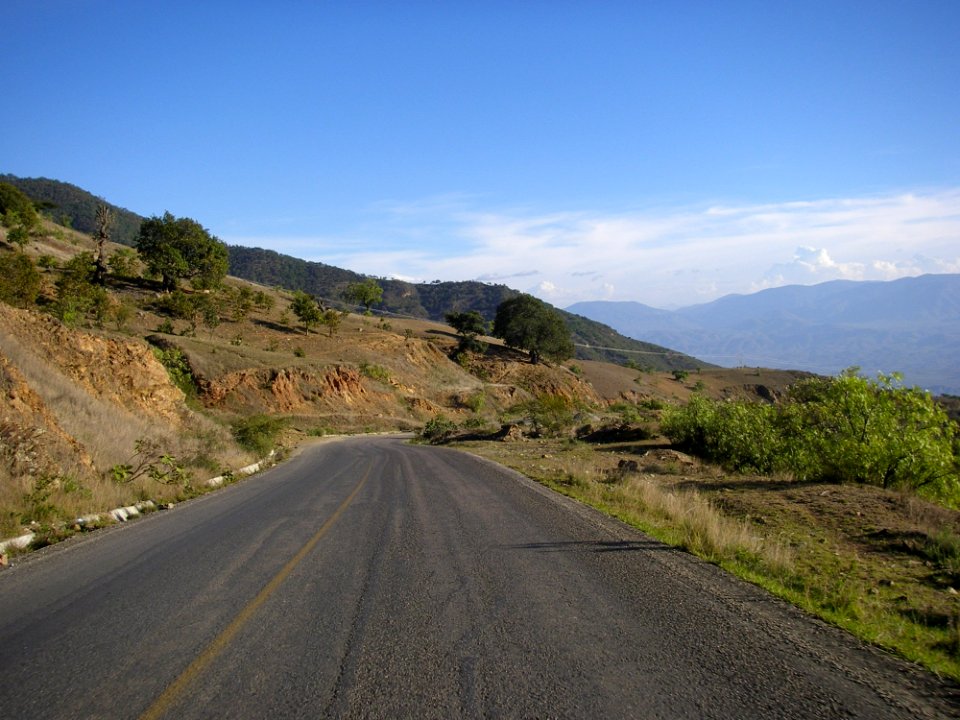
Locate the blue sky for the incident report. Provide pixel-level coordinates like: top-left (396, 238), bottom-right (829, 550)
top-left (3, 1), bottom-right (958, 307)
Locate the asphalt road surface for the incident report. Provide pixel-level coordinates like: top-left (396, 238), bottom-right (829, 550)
top-left (1, 436), bottom-right (957, 719)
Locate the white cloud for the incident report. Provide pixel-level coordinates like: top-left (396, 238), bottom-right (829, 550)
top-left (755, 246), bottom-right (867, 289)
top-left (225, 188), bottom-right (960, 308)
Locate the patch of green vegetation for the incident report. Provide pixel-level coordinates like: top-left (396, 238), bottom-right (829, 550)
top-left (359, 362), bottom-right (391, 383)
top-left (151, 346), bottom-right (196, 400)
top-left (661, 370), bottom-right (959, 506)
top-left (418, 415), bottom-right (457, 443)
top-left (110, 438), bottom-right (191, 487)
top-left (509, 393), bottom-right (577, 437)
top-left (232, 414), bottom-right (286, 457)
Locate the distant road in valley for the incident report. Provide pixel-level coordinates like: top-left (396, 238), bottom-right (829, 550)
top-left (0, 436), bottom-right (956, 719)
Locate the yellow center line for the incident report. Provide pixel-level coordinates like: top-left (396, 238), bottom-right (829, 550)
top-left (140, 470), bottom-right (370, 720)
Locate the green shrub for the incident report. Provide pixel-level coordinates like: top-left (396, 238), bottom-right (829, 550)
top-left (515, 393), bottom-right (577, 437)
top-left (661, 370), bottom-right (960, 505)
top-left (52, 252), bottom-right (110, 327)
top-left (110, 438), bottom-right (190, 487)
top-left (359, 362), bottom-right (390, 383)
top-left (419, 415), bottom-right (457, 443)
top-left (232, 414), bottom-right (286, 457)
top-left (151, 347), bottom-right (196, 398)
top-left (107, 248), bottom-right (139, 278)
top-left (453, 391), bottom-right (485, 412)
top-left (786, 372), bottom-right (959, 497)
top-left (0, 252), bottom-right (40, 307)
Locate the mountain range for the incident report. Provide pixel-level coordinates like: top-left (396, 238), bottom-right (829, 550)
top-left (568, 274), bottom-right (960, 395)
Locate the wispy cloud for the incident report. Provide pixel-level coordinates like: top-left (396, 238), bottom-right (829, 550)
top-left (225, 188), bottom-right (960, 308)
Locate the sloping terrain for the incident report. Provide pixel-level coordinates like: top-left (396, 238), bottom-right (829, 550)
top-left (0, 174), bottom-right (143, 245)
top-left (4, 175), bottom-right (705, 372)
top-left (228, 244), bottom-right (704, 371)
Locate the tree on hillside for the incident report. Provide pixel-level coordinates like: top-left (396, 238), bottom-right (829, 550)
top-left (344, 278), bottom-right (383, 315)
top-left (0, 182), bottom-right (40, 251)
top-left (1, 175), bottom-right (144, 244)
top-left (108, 247), bottom-right (140, 278)
top-left (290, 290), bottom-right (322, 333)
top-left (446, 310), bottom-right (490, 355)
top-left (93, 203), bottom-right (114, 285)
top-left (54, 252), bottom-right (110, 327)
top-left (321, 308), bottom-right (344, 337)
top-left (493, 294), bottom-right (574, 364)
top-left (0, 252), bottom-right (41, 307)
top-left (135, 212), bottom-right (228, 291)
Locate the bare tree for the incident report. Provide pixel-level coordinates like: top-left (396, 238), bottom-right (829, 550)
top-left (93, 202), bottom-right (115, 285)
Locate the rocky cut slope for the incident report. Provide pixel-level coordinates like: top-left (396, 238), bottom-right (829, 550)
top-left (0, 303), bottom-right (250, 537)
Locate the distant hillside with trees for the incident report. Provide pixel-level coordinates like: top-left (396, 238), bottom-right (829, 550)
top-left (0, 174), bottom-right (142, 245)
top-left (2, 175), bottom-right (704, 371)
top-left (228, 245), bottom-right (704, 371)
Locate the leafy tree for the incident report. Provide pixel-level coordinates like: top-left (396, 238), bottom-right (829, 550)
top-left (107, 247), bottom-right (140, 278)
top-left (0, 183), bottom-right (40, 250)
top-left (3, 217), bottom-right (32, 251)
top-left (320, 308), bottom-right (344, 337)
top-left (252, 289), bottom-right (274, 313)
top-left (290, 290), bottom-right (322, 333)
top-left (224, 286), bottom-right (256, 322)
top-left (135, 212), bottom-right (228, 291)
top-left (0, 252), bottom-right (41, 307)
top-left (492, 294), bottom-right (574, 364)
top-left (53, 252), bottom-right (109, 327)
top-left (446, 310), bottom-right (490, 355)
top-left (194, 292), bottom-right (223, 334)
top-left (344, 278), bottom-right (383, 315)
top-left (0, 182), bottom-right (38, 219)
top-left (155, 289), bottom-right (221, 335)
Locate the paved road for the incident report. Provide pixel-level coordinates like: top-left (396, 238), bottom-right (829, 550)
top-left (0, 436), bottom-right (956, 719)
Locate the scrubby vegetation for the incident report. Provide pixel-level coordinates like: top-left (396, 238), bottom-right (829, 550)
top-left (661, 370), bottom-right (959, 505)
top-left (232, 415), bottom-right (286, 457)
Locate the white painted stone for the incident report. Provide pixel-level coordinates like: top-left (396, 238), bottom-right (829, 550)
top-left (0, 533), bottom-right (36, 553)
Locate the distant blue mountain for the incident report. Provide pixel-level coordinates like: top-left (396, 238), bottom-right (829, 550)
top-left (567, 274), bottom-right (960, 395)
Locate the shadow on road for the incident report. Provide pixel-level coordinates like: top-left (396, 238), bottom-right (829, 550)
top-left (504, 539), bottom-right (670, 553)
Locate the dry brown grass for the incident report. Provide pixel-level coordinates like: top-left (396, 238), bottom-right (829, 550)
top-left (465, 439), bottom-right (792, 575)
top-left (0, 314), bottom-right (252, 536)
